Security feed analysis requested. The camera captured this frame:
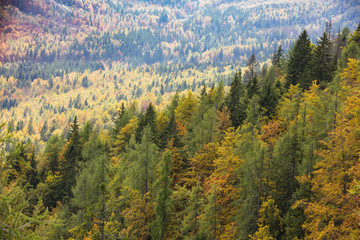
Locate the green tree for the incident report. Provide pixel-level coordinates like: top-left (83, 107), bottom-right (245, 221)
top-left (225, 70), bottom-right (247, 129)
top-left (42, 134), bottom-right (63, 175)
top-left (129, 126), bottom-right (159, 196)
top-left (59, 116), bottom-right (83, 201)
top-left (151, 150), bottom-right (173, 239)
top-left (181, 182), bottom-right (204, 240)
top-left (311, 32), bottom-right (335, 88)
top-left (272, 45), bottom-right (284, 68)
top-left (200, 184), bottom-right (220, 240)
top-left (286, 30), bottom-right (312, 90)
top-left (135, 103), bottom-right (158, 145)
top-left (259, 66), bottom-right (280, 119)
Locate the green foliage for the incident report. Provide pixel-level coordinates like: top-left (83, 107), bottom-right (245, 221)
top-left (182, 183), bottom-right (204, 240)
top-left (259, 66), bottom-right (280, 119)
top-left (129, 126), bottom-right (159, 196)
top-left (286, 30), bottom-right (313, 90)
top-left (225, 70), bottom-right (247, 129)
top-left (200, 184), bottom-right (220, 240)
top-left (311, 32), bottom-right (335, 88)
top-left (59, 116), bottom-right (83, 202)
top-left (151, 150), bottom-right (173, 239)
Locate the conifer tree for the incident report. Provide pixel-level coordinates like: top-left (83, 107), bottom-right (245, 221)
top-left (181, 182), bottom-right (203, 239)
top-left (200, 184), bottom-right (220, 240)
top-left (25, 147), bottom-right (40, 188)
top-left (243, 54), bottom-right (260, 85)
top-left (272, 45), bottom-right (284, 68)
top-left (43, 134), bottom-right (63, 175)
top-left (130, 126), bottom-right (159, 196)
top-left (311, 32), bottom-right (335, 88)
top-left (151, 150), bottom-right (173, 239)
top-left (225, 70), bottom-right (247, 129)
top-left (286, 30), bottom-right (312, 90)
top-left (60, 116), bottom-right (83, 201)
top-left (259, 66), bottom-right (279, 119)
top-left (135, 103), bottom-right (158, 145)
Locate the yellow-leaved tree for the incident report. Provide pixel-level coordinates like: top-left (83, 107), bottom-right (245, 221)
top-left (300, 59), bottom-right (360, 239)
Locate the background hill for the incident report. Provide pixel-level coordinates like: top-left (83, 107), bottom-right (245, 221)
top-left (0, 0), bottom-right (360, 149)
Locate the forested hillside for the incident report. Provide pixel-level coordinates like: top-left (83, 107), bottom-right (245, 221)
top-left (1, 14), bottom-right (360, 239)
top-left (1, 0), bottom-right (360, 151)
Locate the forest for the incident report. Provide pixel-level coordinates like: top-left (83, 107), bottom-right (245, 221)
top-left (1, 15), bottom-right (360, 239)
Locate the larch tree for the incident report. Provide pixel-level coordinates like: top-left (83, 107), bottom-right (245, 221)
top-left (181, 182), bottom-right (204, 240)
top-left (301, 59), bottom-right (360, 239)
top-left (151, 150), bottom-right (173, 239)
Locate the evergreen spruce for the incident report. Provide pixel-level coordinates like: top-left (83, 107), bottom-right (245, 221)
top-left (225, 71), bottom-right (247, 129)
top-left (311, 32), bottom-right (335, 88)
top-left (286, 30), bottom-right (312, 90)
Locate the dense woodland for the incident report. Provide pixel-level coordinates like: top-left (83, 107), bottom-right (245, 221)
top-left (1, 19), bottom-right (360, 239)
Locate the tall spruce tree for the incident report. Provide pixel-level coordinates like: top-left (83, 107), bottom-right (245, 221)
top-left (311, 32), bottom-right (335, 88)
top-left (272, 45), bottom-right (284, 68)
top-left (61, 116), bottom-right (83, 201)
top-left (135, 103), bottom-right (158, 145)
top-left (225, 71), bottom-right (247, 129)
top-left (286, 30), bottom-right (312, 90)
top-left (259, 66), bottom-right (280, 119)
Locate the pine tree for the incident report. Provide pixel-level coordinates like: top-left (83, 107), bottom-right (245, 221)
top-left (286, 30), bottom-right (312, 90)
top-left (247, 75), bottom-right (259, 100)
top-left (151, 150), bottom-right (173, 239)
top-left (40, 120), bottom-right (48, 141)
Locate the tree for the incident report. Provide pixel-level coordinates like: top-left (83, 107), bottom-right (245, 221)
top-left (311, 32), bottom-right (335, 88)
top-left (129, 126), bottom-right (159, 196)
top-left (250, 197), bottom-right (283, 239)
top-left (135, 103), bottom-right (158, 144)
top-left (122, 190), bottom-right (154, 240)
top-left (259, 66), bottom-right (280, 119)
top-left (181, 182), bottom-right (204, 239)
top-left (59, 116), bottom-right (83, 201)
top-left (272, 45), bottom-right (284, 68)
top-left (42, 134), bottom-right (63, 175)
top-left (40, 120), bottom-right (48, 141)
top-left (151, 150), bottom-right (173, 239)
top-left (25, 147), bottom-right (40, 188)
top-left (286, 30), bottom-right (312, 90)
top-left (243, 54), bottom-right (260, 85)
top-left (200, 184), bottom-right (220, 240)
top-left (300, 59), bottom-right (360, 239)
top-left (225, 70), bottom-right (247, 129)
top-left (175, 91), bottom-right (199, 129)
